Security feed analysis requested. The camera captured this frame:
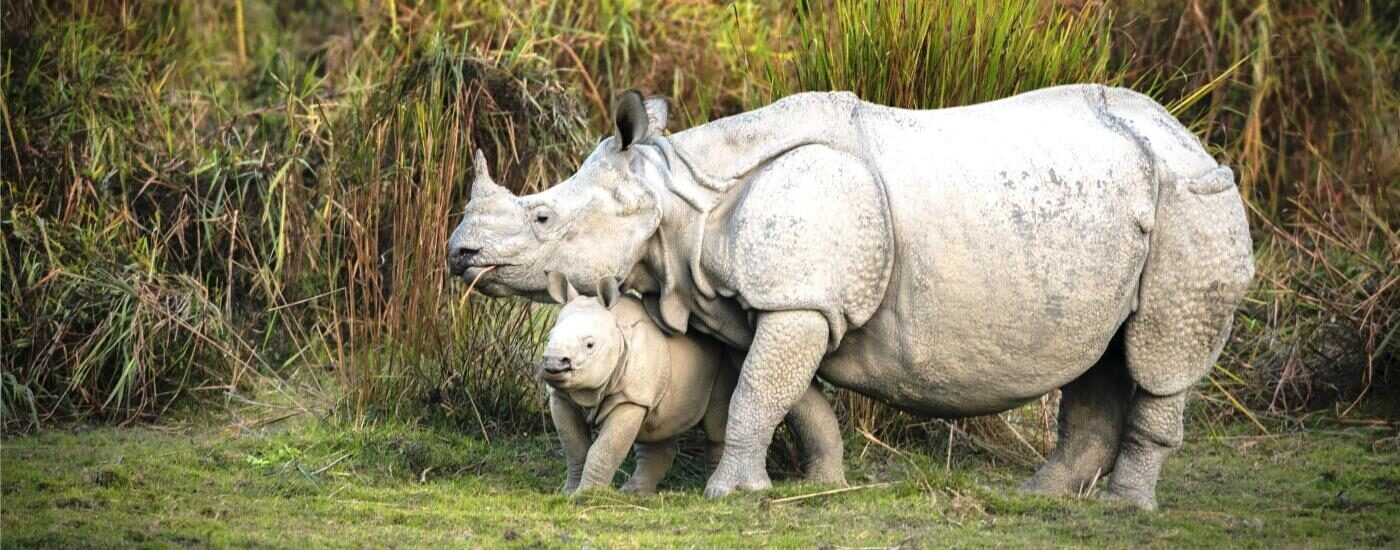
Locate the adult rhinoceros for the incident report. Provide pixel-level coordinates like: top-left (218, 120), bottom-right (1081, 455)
top-left (448, 85), bottom-right (1254, 510)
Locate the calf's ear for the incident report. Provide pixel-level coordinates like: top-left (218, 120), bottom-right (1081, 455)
top-left (546, 271), bottom-right (580, 305)
top-left (597, 277), bottom-right (622, 310)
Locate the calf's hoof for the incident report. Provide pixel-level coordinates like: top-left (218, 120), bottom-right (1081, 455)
top-left (619, 482), bottom-right (657, 497)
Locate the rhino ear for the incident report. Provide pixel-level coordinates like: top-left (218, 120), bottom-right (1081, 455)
top-left (643, 97), bottom-right (669, 140)
top-left (597, 277), bottom-right (622, 310)
top-left (613, 90), bottom-right (650, 150)
top-left (546, 271), bottom-right (579, 305)
top-left (470, 148), bottom-right (508, 200)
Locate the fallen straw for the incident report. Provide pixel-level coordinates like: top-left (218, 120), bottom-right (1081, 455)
top-left (761, 482), bottom-right (896, 507)
top-left (458, 265), bottom-right (497, 309)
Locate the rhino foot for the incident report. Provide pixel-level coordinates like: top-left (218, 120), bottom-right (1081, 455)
top-left (704, 465), bottom-right (772, 498)
top-left (804, 460), bottom-right (848, 486)
top-left (1020, 477), bottom-right (1070, 496)
top-left (1097, 485), bottom-right (1157, 512)
top-left (619, 482), bottom-right (657, 497)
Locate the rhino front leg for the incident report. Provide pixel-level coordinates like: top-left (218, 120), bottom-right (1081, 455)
top-left (620, 439), bottom-right (677, 496)
top-left (724, 349), bottom-right (846, 485)
top-left (577, 403), bottom-right (647, 493)
top-left (550, 393), bottom-right (592, 493)
top-left (706, 310), bottom-right (828, 498)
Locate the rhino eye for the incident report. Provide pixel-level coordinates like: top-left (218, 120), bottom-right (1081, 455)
top-left (533, 207), bottom-right (554, 225)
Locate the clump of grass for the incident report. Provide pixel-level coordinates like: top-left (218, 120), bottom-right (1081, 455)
top-left (0, 0), bottom-right (593, 433)
top-left (2, 1), bottom-right (285, 430)
top-left (324, 41), bottom-right (590, 431)
top-left (764, 0), bottom-right (1114, 106)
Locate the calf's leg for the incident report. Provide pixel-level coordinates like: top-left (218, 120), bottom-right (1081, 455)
top-left (550, 393), bottom-right (593, 494)
top-left (621, 439), bottom-right (677, 496)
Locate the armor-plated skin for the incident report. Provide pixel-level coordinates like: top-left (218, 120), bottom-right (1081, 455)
top-left (449, 149), bottom-right (848, 486)
top-left (449, 85), bottom-right (1255, 510)
top-left (539, 274), bottom-right (736, 496)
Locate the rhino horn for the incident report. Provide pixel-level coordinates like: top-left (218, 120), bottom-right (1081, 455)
top-left (470, 148), bottom-right (510, 199)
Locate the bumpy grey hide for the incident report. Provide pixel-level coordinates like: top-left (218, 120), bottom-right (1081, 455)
top-left (448, 84), bottom-right (1254, 510)
top-left (448, 142), bottom-right (848, 486)
top-left (539, 274), bottom-right (735, 495)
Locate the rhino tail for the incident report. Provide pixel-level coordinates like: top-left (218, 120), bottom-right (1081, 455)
top-left (1184, 165), bottom-right (1237, 195)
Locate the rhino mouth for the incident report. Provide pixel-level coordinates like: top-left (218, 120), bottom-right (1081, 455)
top-left (538, 367), bottom-right (574, 387)
top-left (460, 264), bottom-right (511, 280)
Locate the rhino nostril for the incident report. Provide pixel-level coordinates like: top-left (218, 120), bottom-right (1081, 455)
top-left (451, 247), bottom-right (480, 261)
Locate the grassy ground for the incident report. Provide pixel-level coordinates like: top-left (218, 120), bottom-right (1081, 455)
top-left (4, 416), bottom-right (1396, 548)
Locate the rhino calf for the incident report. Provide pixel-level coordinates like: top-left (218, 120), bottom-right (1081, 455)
top-left (539, 272), bottom-right (736, 496)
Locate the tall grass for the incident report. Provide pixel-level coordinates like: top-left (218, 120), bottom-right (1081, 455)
top-left (0, 1), bottom-right (590, 432)
top-left (324, 44), bottom-right (589, 430)
top-left (2, 0), bottom-right (1394, 439)
top-left (767, 0), bottom-right (1113, 106)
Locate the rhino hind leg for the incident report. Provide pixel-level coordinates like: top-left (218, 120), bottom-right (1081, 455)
top-left (785, 382), bottom-right (848, 485)
top-left (1101, 173), bottom-right (1253, 511)
top-left (1104, 314), bottom-right (1237, 511)
top-left (1022, 341), bottom-right (1133, 497)
top-left (621, 439), bottom-right (677, 496)
top-left (1099, 389), bottom-right (1186, 511)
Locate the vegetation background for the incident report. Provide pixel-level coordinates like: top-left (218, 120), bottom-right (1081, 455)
top-left (4, 0), bottom-right (1394, 437)
top-left (0, 0), bottom-right (1396, 545)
